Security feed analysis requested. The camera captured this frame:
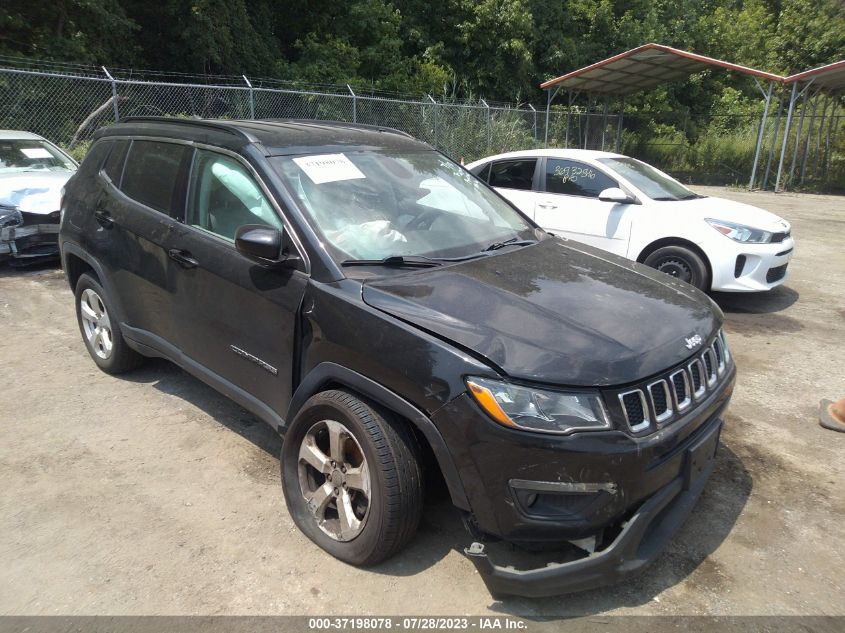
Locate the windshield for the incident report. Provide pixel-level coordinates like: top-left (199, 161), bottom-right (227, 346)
top-left (272, 150), bottom-right (538, 262)
top-left (0, 139), bottom-right (76, 174)
top-left (597, 157), bottom-right (699, 201)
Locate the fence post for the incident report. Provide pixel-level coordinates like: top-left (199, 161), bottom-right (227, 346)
top-left (528, 104), bottom-right (537, 142)
top-left (242, 75), bottom-right (255, 119)
top-left (102, 66), bottom-right (119, 122)
top-left (480, 99), bottom-right (491, 149)
top-left (347, 84), bottom-right (357, 123)
top-left (427, 94), bottom-right (438, 149)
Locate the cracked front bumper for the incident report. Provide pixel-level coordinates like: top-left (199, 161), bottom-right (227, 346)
top-left (464, 416), bottom-right (722, 598)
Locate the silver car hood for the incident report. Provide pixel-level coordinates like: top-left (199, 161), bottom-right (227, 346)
top-left (0, 171), bottom-right (75, 215)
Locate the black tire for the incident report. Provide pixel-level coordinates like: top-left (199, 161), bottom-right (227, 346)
top-left (281, 389), bottom-right (423, 566)
top-left (74, 273), bottom-right (144, 374)
top-left (643, 245), bottom-right (710, 291)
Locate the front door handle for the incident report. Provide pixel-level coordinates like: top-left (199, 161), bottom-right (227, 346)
top-left (94, 209), bottom-right (114, 227)
top-left (537, 201), bottom-right (557, 209)
top-left (168, 248), bottom-right (199, 269)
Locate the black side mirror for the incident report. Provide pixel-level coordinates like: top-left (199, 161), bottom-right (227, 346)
top-left (235, 224), bottom-right (298, 268)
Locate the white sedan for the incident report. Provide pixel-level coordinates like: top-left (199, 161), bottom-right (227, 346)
top-left (466, 149), bottom-right (794, 292)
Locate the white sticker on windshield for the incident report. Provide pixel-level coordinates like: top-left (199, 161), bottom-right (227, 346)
top-left (293, 153), bottom-right (365, 184)
top-left (20, 147), bottom-right (53, 159)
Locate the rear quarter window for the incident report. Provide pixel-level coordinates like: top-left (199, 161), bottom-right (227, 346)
top-left (120, 140), bottom-right (191, 215)
top-left (102, 139), bottom-right (130, 185)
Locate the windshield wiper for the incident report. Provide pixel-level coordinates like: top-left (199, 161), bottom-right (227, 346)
top-left (341, 255), bottom-right (443, 268)
top-left (482, 236), bottom-right (537, 252)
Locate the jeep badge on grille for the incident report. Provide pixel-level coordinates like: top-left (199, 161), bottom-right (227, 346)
top-left (684, 334), bottom-right (703, 350)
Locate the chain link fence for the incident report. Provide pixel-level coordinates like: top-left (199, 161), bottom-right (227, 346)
top-left (1, 63), bottom-right (840, 189)
top-left (0, 65), bottom-right (548, 164)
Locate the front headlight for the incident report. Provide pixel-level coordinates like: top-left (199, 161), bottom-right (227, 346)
top-left (705, 218), bottom-right (772, 243)
top-left (466, 376), bottom-right (610, 434)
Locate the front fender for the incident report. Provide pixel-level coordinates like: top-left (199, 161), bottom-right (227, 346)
top-left (287, 361), bottom-right (470, 511)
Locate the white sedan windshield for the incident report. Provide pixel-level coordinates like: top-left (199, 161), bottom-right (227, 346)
top-left (272, 151), bottom-right (536, 261)
top-left (0, 140), bottom-right (76, 173)
top-left (597, 157), bottom-right (700, 201)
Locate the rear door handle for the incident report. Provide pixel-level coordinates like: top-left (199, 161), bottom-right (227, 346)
top-left (94, 209), bottom-right (114, 227)
top-left (168, 249), bottom-right (199, 269)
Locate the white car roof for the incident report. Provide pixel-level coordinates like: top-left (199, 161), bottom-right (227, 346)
top-left (0, 130), bottom-right (47, 141)
top-left (466, 148), bottom-right (625, 167)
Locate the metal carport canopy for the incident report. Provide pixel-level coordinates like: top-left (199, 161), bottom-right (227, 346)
top-left (784, 59), bottom-right (845, 93)
top-left (540, 43), bottom-right (783, 95)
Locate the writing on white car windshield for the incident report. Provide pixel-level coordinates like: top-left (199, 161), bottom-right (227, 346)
top-left (272, 150), bottom-right (539, 263)
top-left (597, 157), bottom-right (703, 202)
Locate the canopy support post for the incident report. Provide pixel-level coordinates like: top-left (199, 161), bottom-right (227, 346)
top-left (615, 97), bottom-right (624, 152)
top-left (583, 97), bottom-right (592, 149)
top-left (787, 81), bottom-right (813, 189)
top-left (775, 81), bottom-right (799, 192)
top-left (600, 97), bottom-right (609, 150)
top-left (812, 93), bottom-right (830, 179)
top-left (762, 87), bottom-right (785, 190)
top-left (800, 91), bottom-right (820, 184)
top-left (749, 79), bottom-right (773, 190)
top-left (565, 91), bottom-right (575, 147)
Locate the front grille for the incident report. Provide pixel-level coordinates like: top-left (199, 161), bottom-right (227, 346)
top-left (615, 329), bottom-right (732, 434)
top-left (766, 263), bottom-right (788, 283)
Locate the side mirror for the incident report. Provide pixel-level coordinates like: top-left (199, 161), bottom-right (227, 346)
top-left (235, 224), bottom-right (298, 268)
top-left (598, 187), bottom-right (636, 204)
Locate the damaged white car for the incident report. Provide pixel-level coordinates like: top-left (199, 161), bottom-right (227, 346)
top-left (0, 130), bottom-right (78, 264)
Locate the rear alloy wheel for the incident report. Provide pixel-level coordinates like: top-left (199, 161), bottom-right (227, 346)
top-left (74, 273), bottom-right (144, 374)
top-left (281, 390), bottom-right (423, 566)
top-left (644, 245), bottom-right (709, 291)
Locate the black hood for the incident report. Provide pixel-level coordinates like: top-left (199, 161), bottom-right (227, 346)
top-left (361, 238), bottom-right (721, 387)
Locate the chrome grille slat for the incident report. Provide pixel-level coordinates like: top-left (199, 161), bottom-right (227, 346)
top-left (702, 348), bottom-right (718, 387)
top-left (669, 369), bottom-right (692, 412)
top-left (647, 379), bottom-right (674, 425)
top-left (688, 359), bottom-right (707, 400)
top-left (618, 389), bottom-right (651, 433)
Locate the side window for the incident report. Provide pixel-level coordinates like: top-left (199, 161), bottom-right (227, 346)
top-left (121, 140), bottom-right (190, 215)
top-left (545, 159), bottom-right (617, 198)
top-left (488, 159), bottom-right (537, 191)
top-left (186, 149), bottom-right (282, 241)
top-left (102, 139), bottom-right (130, 186)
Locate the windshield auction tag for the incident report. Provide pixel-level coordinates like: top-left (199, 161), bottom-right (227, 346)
top-left (293, 153), bottom-right (366, 184)
top-left (20, 147), bottom-right (53, 159)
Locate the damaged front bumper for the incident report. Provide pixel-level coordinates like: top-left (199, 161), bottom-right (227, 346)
top-left (464, 416), bottom-right (722, 598)
top-left (0, 211), bottom-right (61, 261)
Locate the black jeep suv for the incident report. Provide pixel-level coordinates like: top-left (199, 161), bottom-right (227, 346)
top-left (59, 118), bottom-right (735, 598)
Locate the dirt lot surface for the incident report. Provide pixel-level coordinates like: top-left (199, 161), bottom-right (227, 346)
top-left (0, 187), bottom-right (843, 617)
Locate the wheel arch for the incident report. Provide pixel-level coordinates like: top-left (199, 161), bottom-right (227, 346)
top-left (61, 242), bottom-right (128, 324)
top-left (287, 362), bottom-right (470, 511)
top-left (636, 237), bottom-right (713, 290)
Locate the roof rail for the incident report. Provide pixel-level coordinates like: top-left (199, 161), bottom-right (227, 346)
top-left (117, 116), bottom-right (257, 142)
top-left (263, 118), bottom-right (416, 139)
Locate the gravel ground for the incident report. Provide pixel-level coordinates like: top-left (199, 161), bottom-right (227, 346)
top-left (0, 186), bottom-right (843, 617)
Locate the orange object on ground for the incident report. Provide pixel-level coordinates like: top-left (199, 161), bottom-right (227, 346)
top-left (819, 398), bottom-right (845, 432)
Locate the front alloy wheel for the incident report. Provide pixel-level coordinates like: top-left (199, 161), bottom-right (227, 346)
top-left (298, 419), bottom-right (371, 542)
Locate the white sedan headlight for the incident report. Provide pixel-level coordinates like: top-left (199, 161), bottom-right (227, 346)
top-left (466, 377), bottom-right (610, 434)
top-left (705, 218), bottom-right (773, 244)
